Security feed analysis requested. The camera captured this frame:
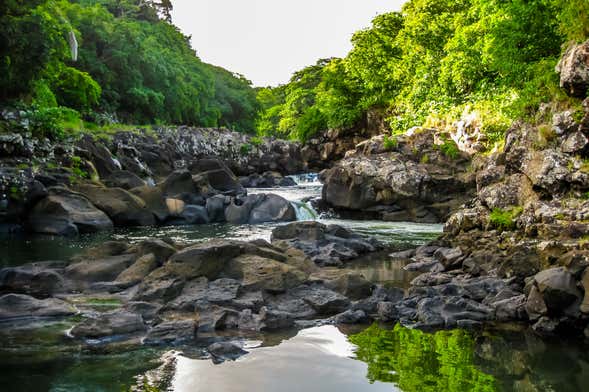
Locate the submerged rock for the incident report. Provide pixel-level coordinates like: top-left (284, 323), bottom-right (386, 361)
top-left (0, 293), bottom-right (75, 321)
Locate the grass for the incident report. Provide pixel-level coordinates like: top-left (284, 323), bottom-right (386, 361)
top-left (489, 206), bottom-right (523, 232)
top-left (383, 134), bottom-right (398, 150)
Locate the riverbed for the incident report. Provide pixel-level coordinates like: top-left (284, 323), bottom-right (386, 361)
top-left (1, 176), bottom-right (588, 391)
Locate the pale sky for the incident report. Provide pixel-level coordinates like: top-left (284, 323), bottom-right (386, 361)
top-left (171, 0), bottom-right (406, 87)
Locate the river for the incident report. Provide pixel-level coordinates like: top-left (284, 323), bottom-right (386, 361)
top-left (0, 175), bottom-right (588, 391)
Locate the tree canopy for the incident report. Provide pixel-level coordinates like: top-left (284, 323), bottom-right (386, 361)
top-left (256, 0), bottom-right (589, 142)
top-left (0, 0), bottom-right (259, 134)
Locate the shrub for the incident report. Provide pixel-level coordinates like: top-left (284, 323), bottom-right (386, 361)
top-left (489, 206), bottom-right (523, 231)
top-left (383, 134), bottom-right (398, 150)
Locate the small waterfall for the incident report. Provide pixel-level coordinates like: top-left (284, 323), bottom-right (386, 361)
top-left (291, 200), bottom-right (318, 221)
top-left (288, 173), bottom-right (321, 186)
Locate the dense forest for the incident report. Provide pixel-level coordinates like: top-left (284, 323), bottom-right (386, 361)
top-left (0, 0), bottom-right (259, 136)
top-left (1, 0), bottom-right (588, 143)
top-left (256, 0), bottom-right (589, 143)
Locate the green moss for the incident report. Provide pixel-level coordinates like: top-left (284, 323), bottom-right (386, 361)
top-left (240, 143), bottom-right (252, 155)
top-left (383, 134), bottom-right (398, 150)
top-left (489, 206), bottom-right (523, 231)
top-left (84, 298), bottom-right (123, 307)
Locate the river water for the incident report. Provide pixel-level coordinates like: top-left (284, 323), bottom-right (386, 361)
top-left (1, 175), bottom-right (588, 391)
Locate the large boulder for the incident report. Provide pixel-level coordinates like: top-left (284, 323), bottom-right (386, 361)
top-left (70, 310), bottom-right (145, 339)
top-left (76, 135), bottom-right (119, 178)
top-left (556, 40), bottom-right (589, 98)
top-left (0, 293), bottom-right (75, 320)
top-left (166, 240), bottom-right (246, 279)
top-left (103, 170), bottom-right (146, 190)
top-left (0, 263), bottom-right (65, 297)
top-left (74, 184), bottom-right (155, 227)
top-left (225, 254), bottom-right (307, 292)
top-left (28, 187), bottom-right (113, 235)
top-left (532, 267), bottom-right (582, 312)
top-left (189, 158), bottom-right (245, 196)
top-left (225, 194), bottom-right (296, 224)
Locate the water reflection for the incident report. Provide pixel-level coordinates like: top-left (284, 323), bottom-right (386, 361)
top-left (349, 324), bottom-right (589, 392)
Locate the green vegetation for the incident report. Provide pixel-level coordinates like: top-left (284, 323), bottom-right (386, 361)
top-left (437, 137), bottom-right (461, 159)
top-left (489, 206), bottom-right (524, 231)
top-left (383, 134), bottom-right (398, 150)
top-left (349, 324), bottom-right (496, 391)
top-left (1, 0), bottom-right (259, 139)
top-left (256, 0), bottom-right (588, 142)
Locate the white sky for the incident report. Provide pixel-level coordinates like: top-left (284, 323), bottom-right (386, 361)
top-left (171, 0), bottom-right (406, 87)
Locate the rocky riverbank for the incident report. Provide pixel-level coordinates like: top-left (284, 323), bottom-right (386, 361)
top-left (0, 222), bottom-right (389, 355)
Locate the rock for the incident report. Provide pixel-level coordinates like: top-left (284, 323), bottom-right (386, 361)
top-left (319, 271), bottom-right (372, 300)
top-left (0, 264), bottom-right (65, 297)
top-left (562, 131), bottom-right (588, 153)
top-left (579, 268), bottom-right (589, 313)
top-left (115, 253), bottom-right (159, 287)
top-left (135, 239), bottom-right (177, 265)
top-left (206, 195), bottom-right (228, 223)
top-left (433, 247), bottom-right (464, 270)
top-left (65, 254), bottom-right (136, 283)
top-left (556, 40), bottom-right (589, 98)
top-left (493, 294), bottom-right (527, 321)
top-left (225, 254), bottom-right (306, 292)
top-left (334, 309), bottom-right (368, 324)
top-left (525, 285), bottom-right (548, 321)
top-left (133, 271), bottom-right (184, 303)
top-left (290, 284), bottom-right (351, 315)
top-left (76, 135), bottom-right (119, 178)
top-left (126, 302), bottom-right (161, 321)
top-left (180, 204), bottom-right (209, 224)
top-left (144, 320), bottom-right (196, 345)
top-left (104, 170), bottom-right (146, 190)
top-left (224, 194), bottom-right (263, 224)
top-left (248, 194), bottom-right (296, 224)
top-left (74, 184), bottom-right (155, 227)
top-left (258, 307), bottom-right (296, 330)
top-left (28, 187), bottom-right (113, 235)
top-left (189, 158), bottom-right (245, 196)
top-left (71, 311), bottom-right (145, 339)
top-left (533, 267), bottom-right (581, 312)
top-left (271, 221), bottom-right (382, 267)
top-left (207, 342), bottom-right (248, 363)
top-left (166, 240), bottom-right (244, 279)
top-left (0, 294), bottom-right (75, 320)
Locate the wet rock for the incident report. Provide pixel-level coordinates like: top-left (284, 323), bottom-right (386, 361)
top-left (0, 293), bottom-right (75, 320)
top-left (0, 264), bottom-right (65, 297)
top-left (433, 247), bottom-right (464, 270)
top-left (132, 270), bottom-right (185, 303)
top-left (196, 304), bottom-right (239, 333)
top-left (189, 158), bottom-right (245, 196)
top-left (74, 184), bottom-right (155, 227)
top-left (103, 170), bottom-right (146, 190)
top-left (525, 285), bottom-right (548, 321)
top-left (556, 39), bottom-right (589, 98)
top-left (207, 342), bottom-right (248, 364)
top-left (248, 194), bottom-right (296, 224)
top-left (134, 239), bottom-right (176, 265)
top-left (180, 205), bottom-right (209, 224)
top-left (144, 320), bottom-right (196, 345)
top-left (28, 187), bottom-right (113, 235)
top-left (206, 195), bottom-right (228, 223)
top-left (71, 311), bottom-right (145, 339)
top-left (126, 302), bottom-right (161, 321)
top-left (493, 294), bottom-right (527, 321)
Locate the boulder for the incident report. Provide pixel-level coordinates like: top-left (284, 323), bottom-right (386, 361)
top-left (225, 254), bottom-right (307, 292)
top-left (0, 264), bottom-right (65, 297)
top-left (74, 184), bottom-right (155, 227)
top-left (144, 320), bottom-right (197, 345)
top-left (207, 342), bottom-right (249, 363)
top-left (103, 170), bottom-right (146, 190)
top-left (65, 254), bottom-right (137, 283)
top-left (334, 309), bottom-right (368, 324)
top-left (70, 311), bottom-right (145, 339)
top-left (0, 294), bottom-right (75, 320)
top-left (180, 205), bottom-right (209, 224)
top-left (115, 253), bottom-right (159, 287)
top-left (248, 194), bottom-right (296, 224)
top-left (290, 284), bottom-right (351, 315)
top-left (76, 135), bottom-right (119, 177)
top-left (189, 159), bottom-right (245, 196)
top-left (28, 187), bottom-right (113, 235)
top-left (533, 267), bottom-right (581, 312)
top-left (556, 40), bottom-right (589, 98)
top-left (206, 195), bottom-right (228, 223)
top-left (166, 240), bottom-right (245, 279)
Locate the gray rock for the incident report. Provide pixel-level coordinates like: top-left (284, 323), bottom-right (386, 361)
top-left (144, 320), bottom-right (196, 345)
top-left (290, 284), bottom-right (351, 315)
top-left (71, 311), bottom-right (145, 339)
top-left (28, 187), bottom-right (113, 235)
top-left (533, 267), bottom-right (581, 311)
top-left (556, 40), bottom-right (589, 98)
top-left (0, 265), bottom-right (65, 297)
top-left (207, 342), bottom-right (248, 364)
top-left (334, 309), bottom-right (368, 324)
top-left (181, 204), bottom-right (209, 224)
top-left (0, 294), bottom-right (75, 320)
